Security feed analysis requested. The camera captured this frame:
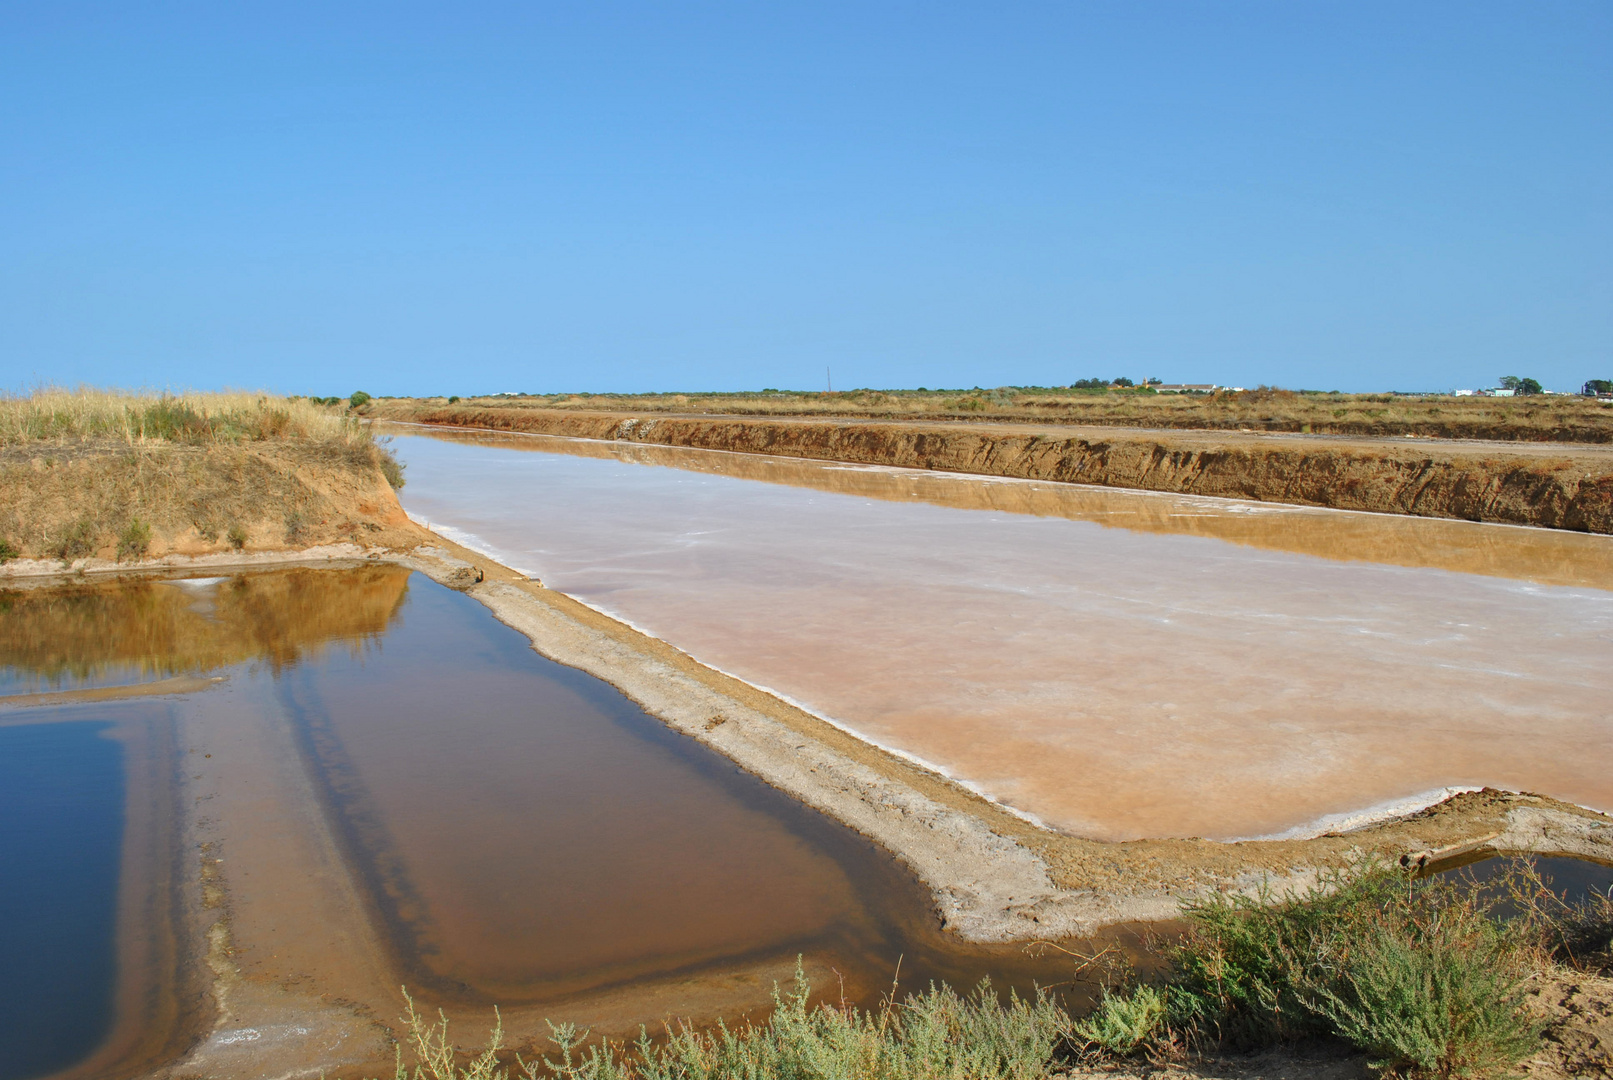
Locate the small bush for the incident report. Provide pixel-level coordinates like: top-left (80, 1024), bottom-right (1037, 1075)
top-left (0, 539), bottom-right (18, 563)
top-left (378, 445), bottom-right (406, 489)
top-left (55, 519), bottom-right (98, 562)
top-left (284, 513), bottom-right (307, 544)
top-left (226, 523), bottom-right (249, 550)
top-left (349, 391), bottom-right (372, 410)
top-left (448, 395), bottom-right (461, 404)
top-left (1071, 985), bottom-right (1167, 1057)
top-left (1165, 863), bottom-right (1546, 1077)
top-left (117, 519), bottom-right (151, 561)
top-left (1306, 919), bottom-right (1539, 1078)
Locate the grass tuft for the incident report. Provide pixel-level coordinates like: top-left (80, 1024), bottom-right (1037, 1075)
top-left (363, 860), bottom-right (1603, 1080)
top-left (1070, 985), bottom-right (1167, 1057)
top-left (377, 964), bottom-right (1069, 1080)
top-left (117, 519), bottom-right (151, 561)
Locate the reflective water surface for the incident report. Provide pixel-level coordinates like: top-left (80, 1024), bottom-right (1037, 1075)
top-left (389, 427), bottom-right (1613, 842)
top-left (0, 568), bottom-right (1102, 1079)
top-left (0, 722), bottom-right (124, 1080)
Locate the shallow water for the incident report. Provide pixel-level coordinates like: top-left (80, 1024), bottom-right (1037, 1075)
top-left (0, 568), bottom-right (1101, 1078)
top-left (0, 722), bottom-right (124, 1080)
top-left (272, 572), bottom-right (1079, 1004)
top-left (388, 427), bottom-right (1613, 841)
top-left (1445, 853), bottom-right (1613, 906)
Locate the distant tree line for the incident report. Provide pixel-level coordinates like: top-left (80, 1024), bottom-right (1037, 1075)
top-left (1498, 376), bottom-right (1542, 395)
top-left (1070, 377), bottom-right (1152, 389)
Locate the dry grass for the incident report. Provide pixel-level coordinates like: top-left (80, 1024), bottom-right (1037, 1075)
top-left (375, 387), bottom-right (1613, 443)
top-left (0, 387), bottom-right (367, 447)
top-left (0, 388), bottom-right (410, 564)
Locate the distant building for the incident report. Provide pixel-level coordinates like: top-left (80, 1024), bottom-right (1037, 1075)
top-left (1152, 383), bottom-right (1220, 394)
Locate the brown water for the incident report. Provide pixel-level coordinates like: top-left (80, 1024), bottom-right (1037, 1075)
top-left (1, 568), bottom-right (1115, 1078)
top-left (270, 570), bottom-right (1088, 1005)
top-left (388, 426), bottom-right (1613, 842)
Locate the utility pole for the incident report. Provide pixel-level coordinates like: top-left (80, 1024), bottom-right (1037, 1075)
top-left (826, 366), bottom-right (832, 393)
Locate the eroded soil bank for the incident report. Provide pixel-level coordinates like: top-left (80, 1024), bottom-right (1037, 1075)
top-left (0, 439), bottom-right (418, 566)
top-left (381, 405), bottom-right (1613, 532)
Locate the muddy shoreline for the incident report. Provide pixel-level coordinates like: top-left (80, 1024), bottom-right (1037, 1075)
top-left (380, 406), bottom-right (1613, 533)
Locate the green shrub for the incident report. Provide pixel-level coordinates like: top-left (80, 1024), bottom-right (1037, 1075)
top-left (1070, 985), bottom-right (1166, 1056)
top-left (226, 523), bottom-right (249, 550)
top-left (1306, 918), bottom-right (1539, 1078)
top-left (117, 519), bottom-right (151, 561)
top-left (0, 538), bottom-right (18, 563)
top-left (379, 445), bottom-right (406, 489)
top-left (448, 395), bottom-right (461, 404)
top-left (1167, 863), bottom-right (1544, 1077)
top-left (349, 390), bottom-right (372, 410)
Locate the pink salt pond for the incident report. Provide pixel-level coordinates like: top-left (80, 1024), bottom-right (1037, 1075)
top-left (388, 427), bottom-right (1613, 843)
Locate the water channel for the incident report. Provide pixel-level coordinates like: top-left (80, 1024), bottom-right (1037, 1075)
top-left (386, 425), bottom-right (1613, 843)
top-left (1, 568), bottom-right (1102, 1079)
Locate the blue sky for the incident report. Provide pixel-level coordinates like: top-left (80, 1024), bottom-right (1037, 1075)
top-left (2, 2), bottom-right (1608, 395)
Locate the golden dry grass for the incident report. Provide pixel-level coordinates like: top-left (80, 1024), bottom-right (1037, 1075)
top-left (0, 387), bottom-right (366, 447)
top-left (0, 388), bottom-right (412, 564)
top-left (376, 387), bottom-right (1613, 443)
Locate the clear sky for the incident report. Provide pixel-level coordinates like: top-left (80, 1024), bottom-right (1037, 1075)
top-left (2, 2), bottom-right (1608, 396)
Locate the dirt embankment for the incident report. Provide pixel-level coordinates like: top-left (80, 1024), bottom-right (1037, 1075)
top-left (385, 405), bottom-right (1613, 533)
top-left (0, 440), bottom-right (421, 568)
top-left (384, 387), bottom-right (1613, 443)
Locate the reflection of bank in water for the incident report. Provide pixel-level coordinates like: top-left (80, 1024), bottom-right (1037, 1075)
top-left (0, 567), bottom-right (1111, 1080)
top-left (0, 565), bottom-right (413, 1080)
top-left (0, 564), bottom-right (411, 695)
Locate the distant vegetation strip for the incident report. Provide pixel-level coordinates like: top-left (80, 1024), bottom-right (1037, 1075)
top-left (378, 861), bottom-right (1613, 1080)
top-left (374, 386), bottom-right (1613, 443)
top-left (377, 404), bottom-right (1613, 533)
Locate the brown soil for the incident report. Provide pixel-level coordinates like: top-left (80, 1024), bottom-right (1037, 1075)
top-left (0, 439), bottom-right (421, 565)
top-left (1525, 967), bottom-right (1613, 1079)
top-left (376, 405), bottom-right (1613, 533)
